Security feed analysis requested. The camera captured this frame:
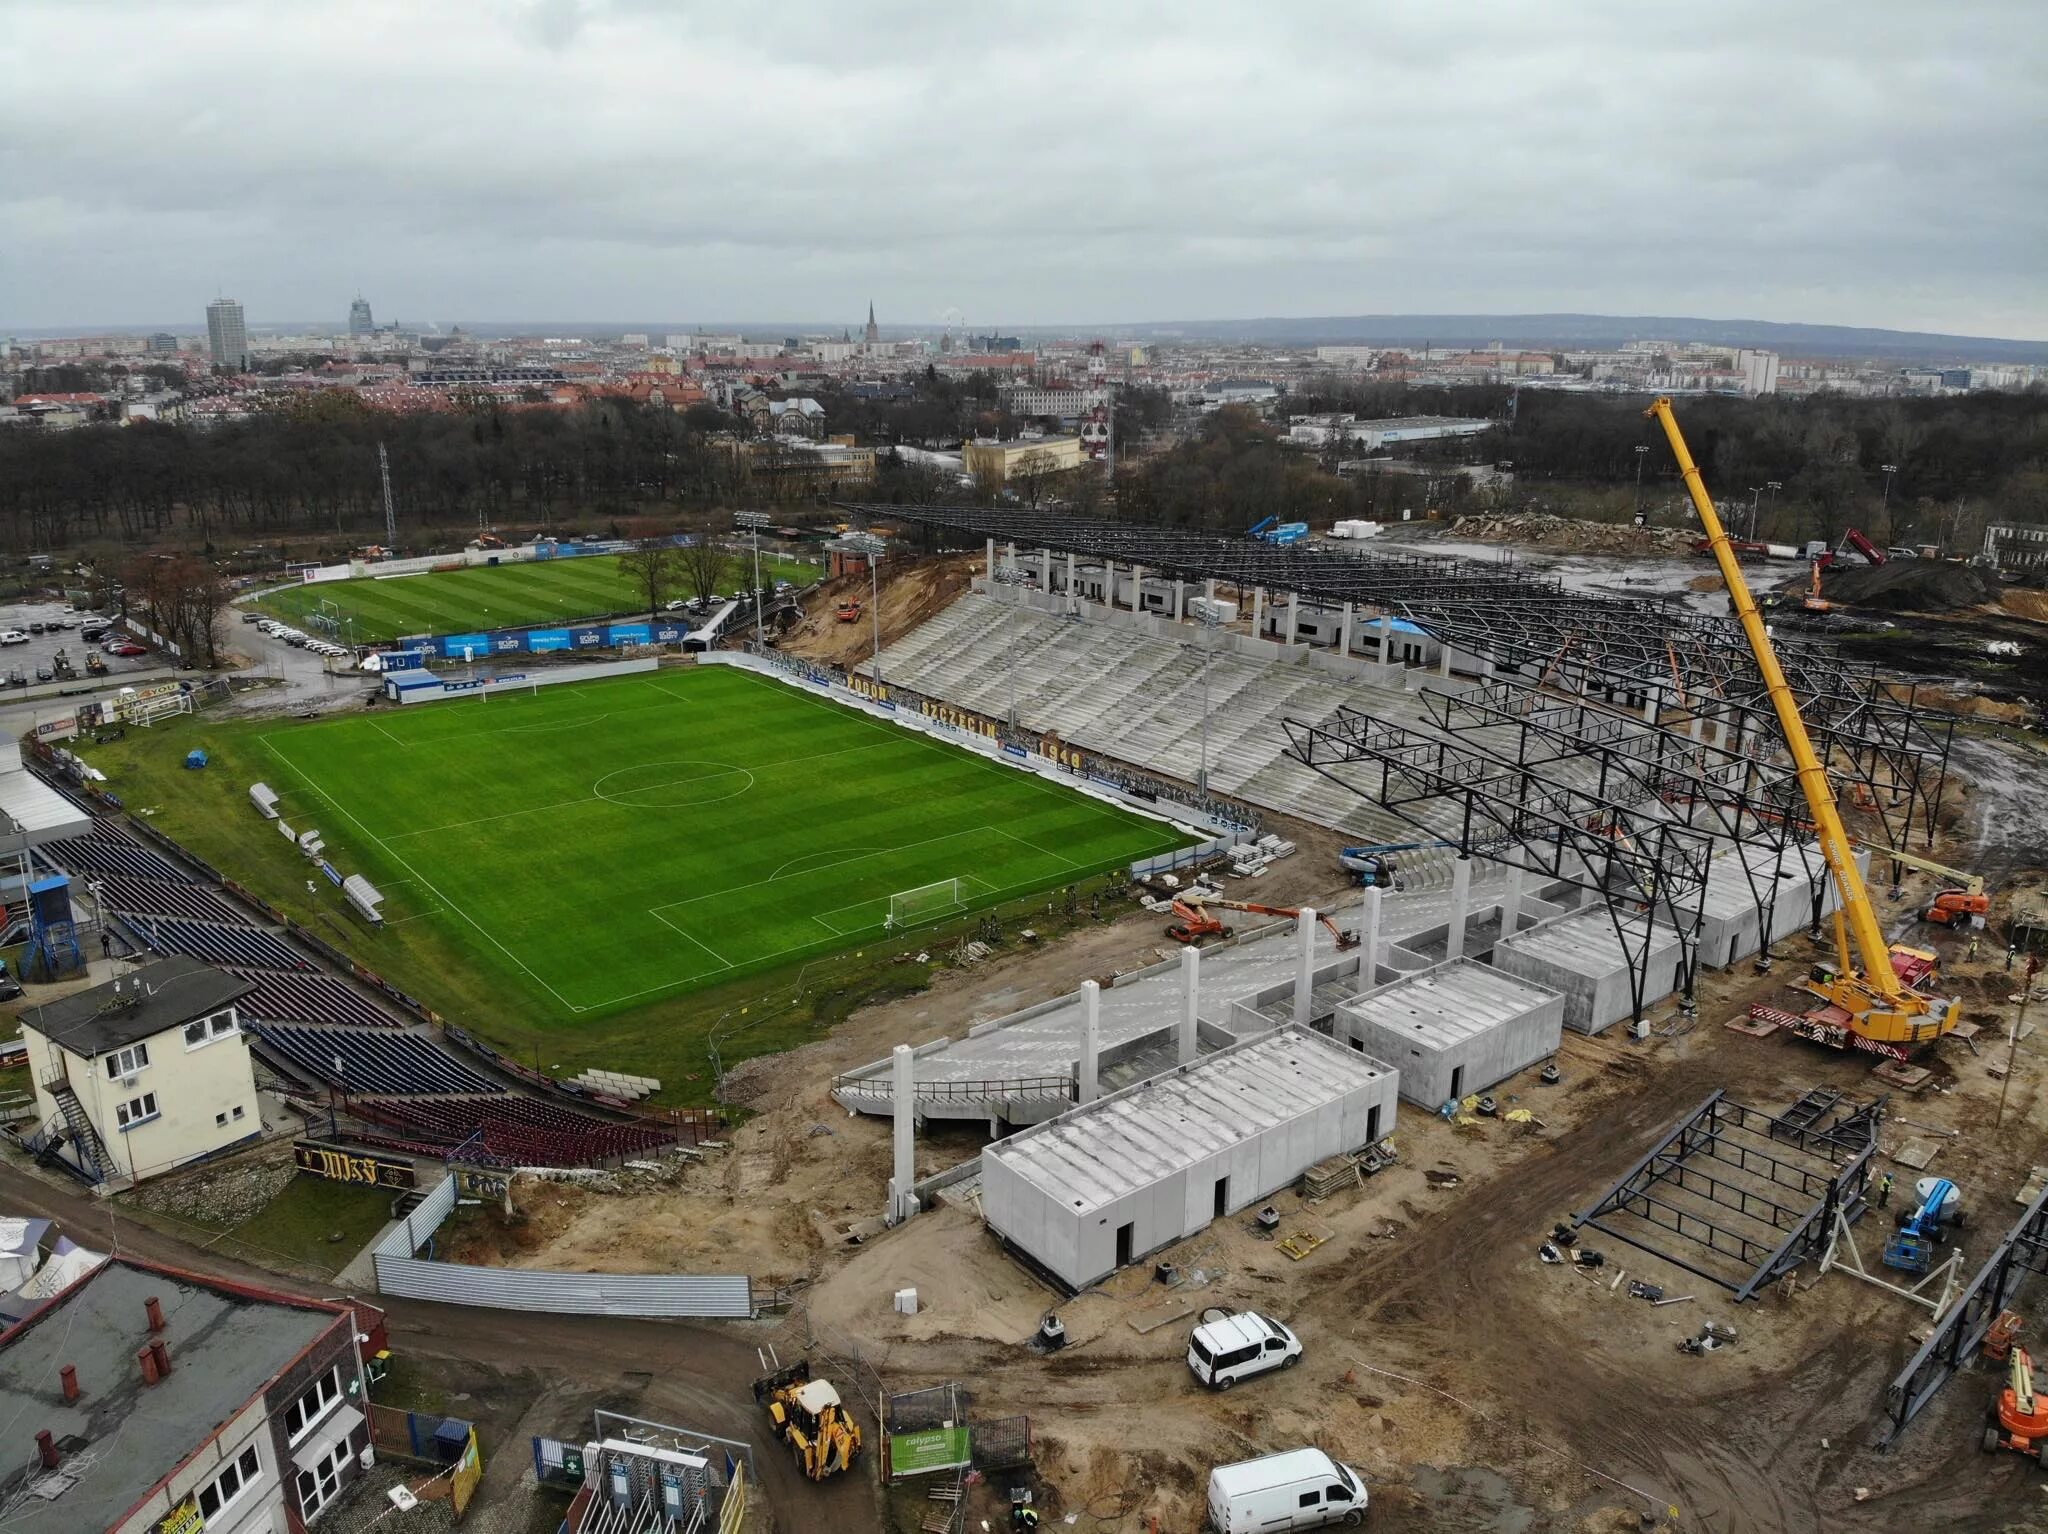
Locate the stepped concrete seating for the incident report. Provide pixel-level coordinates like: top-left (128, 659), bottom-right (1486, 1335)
top-left (44, 834), bottom-right (189, 883)
top-left (227, 968), bottom-right (404, 1030)
top-left (97, 876), bottom-right (248, 925)
top-left (252, 1023), bottom-right (497, 1095)
top-left (356, 1096), bottom-right (677, 1166)
top-left (130, 917), bottom-right (312, 972)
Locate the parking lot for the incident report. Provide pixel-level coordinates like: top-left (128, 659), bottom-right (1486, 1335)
top-left (0, 599), bottom-right (162, 690)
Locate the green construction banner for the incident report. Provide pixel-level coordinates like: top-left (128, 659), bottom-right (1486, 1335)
top-left (889, 1426), bottom-right (971, 1479)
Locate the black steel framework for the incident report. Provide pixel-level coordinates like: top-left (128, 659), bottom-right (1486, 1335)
top-left (1569, 1089), bottom-right (1882, 1303)
top-left (1283, 705), bottom-right (1717, 1024)
top-left (862, 503), bottom-right (1957, 850)
top-left (1877, 1177), bottom-right (2048, 1445)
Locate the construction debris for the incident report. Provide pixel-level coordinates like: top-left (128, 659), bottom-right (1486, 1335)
top-left (1442, 511), bottom-right (1699, 556)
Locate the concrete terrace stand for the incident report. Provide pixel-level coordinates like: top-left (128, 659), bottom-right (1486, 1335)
top-left (1333, 957), bottom-right (1565, 1108)
top-left (979, 1025), bottom-right (1399, 1293)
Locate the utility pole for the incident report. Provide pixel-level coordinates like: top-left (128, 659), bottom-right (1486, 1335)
top-left (737, 511), bottom-right (770, 650)
top-left (1996, 954), bottom-right (2040, 1129)
top-left (377, 442), bottom-right (396, 548)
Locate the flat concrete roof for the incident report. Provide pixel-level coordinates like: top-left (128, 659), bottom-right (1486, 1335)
top-left (1497, 905), bottom-right (1674, 971)
top-left (1339, 958), bottom-right (1560, 1053)
top-left (984, 1026), bottom-right (1389, 1217)
top-left (0, 1257), bottom-right (344, 1532)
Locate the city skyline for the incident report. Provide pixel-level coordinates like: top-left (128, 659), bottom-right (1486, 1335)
top-left (2, 1), bottom-right (2042, 337)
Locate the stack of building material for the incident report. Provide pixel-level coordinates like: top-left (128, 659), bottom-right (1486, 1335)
top-left (570, 1068), bottom-right (661, 1101)
top-left (1299, 1154), bottom-right (1361, 1201)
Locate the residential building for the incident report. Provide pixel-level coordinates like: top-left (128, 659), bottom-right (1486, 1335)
top-left (1736, 348), bottom-right (1780, 396)
top-left (20, 957), bottom-right (260, 1186)
top-left (0, 1254), bottom-right (377, 1532)
top-left (999, 383), bottom-right (1110, 419)
top-left (347, 296), bottom-right (373, 337)
top-left (146, 333), bottom-right (179, 355)
top-left (1984, 523), bottom-right (2048, 573)
top-left (962, 436), bottom-right (1084, 487)
top-left (768, 396), bottom-right (826, 438)
top-left (1314, 346), bottom-right (1379, 367)
top-left (206, 298), bottom-right (249, 372)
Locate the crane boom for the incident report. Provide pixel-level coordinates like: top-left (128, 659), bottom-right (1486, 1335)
top-left (1648, 399), bottom-right (1952, 1048)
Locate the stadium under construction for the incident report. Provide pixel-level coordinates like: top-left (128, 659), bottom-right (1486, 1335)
top-left (821, 501), bottom-right (1959, 1114)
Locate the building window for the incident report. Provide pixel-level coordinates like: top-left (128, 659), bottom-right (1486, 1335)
top-left (115, 1092), bottom-right (158, 1129)
top-left (296, 1436), bottom-right (350, 1521)
top-left (198, 1443), bottom-right (263, 1520)
top-left (284, 1365), bottom-right (343, 1444)
top-left (105, 1042), bottom-right (149, 1079)
top-left (184, 1011), bottom-right (238, 1050)
top-left (233, 1104), bottom-right (246, 1120)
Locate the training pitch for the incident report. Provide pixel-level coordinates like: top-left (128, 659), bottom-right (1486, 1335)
top-left (253, 550), bottom-right (820, 643)
top-left (254, 666), bottom-right (1190, 1017)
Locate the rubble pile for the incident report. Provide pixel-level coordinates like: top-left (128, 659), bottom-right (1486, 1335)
top-left (1442, 512), bottom-right (1698, 555)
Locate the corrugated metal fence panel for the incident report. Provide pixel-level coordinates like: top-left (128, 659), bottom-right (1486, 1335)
top-left (373, 1257), bottom-right (752, 1318)
top-left (375, 1177), bottom-right (458, 1258)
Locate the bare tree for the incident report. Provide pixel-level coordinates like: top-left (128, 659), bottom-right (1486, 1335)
top-left (678, 538), bottom-right (730, 605)
top-left (619, 535), bottom-right (680, 619)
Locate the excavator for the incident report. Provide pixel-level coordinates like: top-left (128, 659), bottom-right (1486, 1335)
top-left (753, 1361), bottom-right (863, 1480)
top-left (1984, 1345), bottom-right (2048, 1466)
top-left (1798, 559), bottom-right (1833, 614)
top-left (835, 598), bottom-right (862, 623)
top-left (1649, 398), bottom-right (1960, 1054)
top-left (1166, 896), bottom-right (1359, 949)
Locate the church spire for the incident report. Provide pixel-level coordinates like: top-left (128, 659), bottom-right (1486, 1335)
top-left (864, 301), bottom-right (880, 345)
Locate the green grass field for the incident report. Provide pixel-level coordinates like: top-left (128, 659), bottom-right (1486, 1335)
top-left (226, 667), bottom-right (1186, 1018)
top-left (252, 549), bottom-right (822, 643)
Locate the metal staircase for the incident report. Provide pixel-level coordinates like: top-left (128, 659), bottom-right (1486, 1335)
top-left (38, 1068), bottom-right (109, 1183)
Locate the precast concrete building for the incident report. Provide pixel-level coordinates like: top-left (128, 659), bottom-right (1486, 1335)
top-left (1332, 958), bottom-right (1564, 1108)
top-left (980, 1026), bottom-right (1398, 1291)
top-left (1492, 907), bottom-right (1685, 1035)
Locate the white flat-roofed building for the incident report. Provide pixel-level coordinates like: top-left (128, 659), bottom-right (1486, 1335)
top-left (1333, 958), bottom-right (1564, 1109)
top-left (981, 1025), bottom-right (1398, 1291)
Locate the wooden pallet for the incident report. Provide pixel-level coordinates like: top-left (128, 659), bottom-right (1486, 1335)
top-left (1299, 1154), bottom-right (1360, 1201)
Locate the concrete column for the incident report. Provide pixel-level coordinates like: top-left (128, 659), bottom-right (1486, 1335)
top-left (1338, 600), bottom-right (1354, 657)
top-left (1204, 577), bottom-right (1217, 603)
top-left (1172, 578), bottom-right (1184, 620)
top-left (1252, 586), bottom-right (1265, 637)
top-left (1446, 857), bottom-right (1473, 961)
top-left (1642, 689), bottom-right (1659, 724)
top-left (1078, 980), bottom-right (1101, 1103)
top-left (1501, 860), bottom-right (1526, 938)
top-left (1065, 550), bottom-right (1077, 598)
top-left (1293, 907), bottom-right (1318, 1025)
top-left (888, 1043), bottom-right (917, 1223)
top-left (1285, 591), bottom-right (1301, 646)
top-left (1178, 945), bottom-right (1201, 1065)
top-left (1130, 563), bottom-right (1144, 611)
top-left (986, 538), bottom-right (996, 578)
top-left (1040, 547), bottom-right (1052, 590)
top-left (1104, 559), bottom-right (1116, 609)
top-left (1361, 886), bottom-right (1383, 985)
top-left (1005, 541), bottom-right (1018, 578)
top-left (1438, 640), bottom-right (1453, 678)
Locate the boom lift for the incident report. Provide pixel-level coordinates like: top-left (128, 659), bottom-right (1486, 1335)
top-left (1166, 896), bottom-right (1359, 949)
top-left (1648, 399), bottom-right (1960, 1052)
top-left (1985, 1346), bottom-right (2048, 1465)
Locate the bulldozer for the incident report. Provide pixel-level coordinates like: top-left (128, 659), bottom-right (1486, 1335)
top-left (753, 1360), bottom-right (862, 1481)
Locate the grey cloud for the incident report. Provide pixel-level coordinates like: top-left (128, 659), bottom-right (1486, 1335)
top-left (1, 0), bottom-right (2042, 334)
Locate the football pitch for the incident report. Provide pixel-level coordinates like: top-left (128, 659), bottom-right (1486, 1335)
top-left (253, 666), bottom-right (1189, 1017)
top-left (252, 550), bottom-right (821, 643)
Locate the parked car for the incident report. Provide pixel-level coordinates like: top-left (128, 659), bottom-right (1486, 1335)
top-left (1187, 1312), bottom-right (1302, 1390)
top-left (33, 666), bottom-right (52, 683)
top-left (0, 631), bottom-right (28, 647)
top-left (26, 623), bottom-right (43, 635)
top-left (1208, 1449), bottom-right (1367, 1532)
top-left (106, 641), bottom-right (148, 658)
top-left (80, 625), bottom-right (107, 643)
top-left (240, 611), bottom-right (264, 623)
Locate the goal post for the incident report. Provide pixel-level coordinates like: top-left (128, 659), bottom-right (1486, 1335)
top-left (887, 878), bottom-right (968, 930)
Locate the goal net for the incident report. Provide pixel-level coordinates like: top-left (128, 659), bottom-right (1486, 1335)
top-left (887, 878), bottom-right (968, 929)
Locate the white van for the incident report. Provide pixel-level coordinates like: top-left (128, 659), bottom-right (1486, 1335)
top-left (1188, 1311), bottom-right (1302, 1390)
top-left (1209, 1449), bottom-right (1367, 1532)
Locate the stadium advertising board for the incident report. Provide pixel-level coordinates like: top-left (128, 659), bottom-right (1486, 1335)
top-left (527, 628), bottom-right (572, 652)
top-left (608, 623), bottom-right (650, 647)
top-left (652, 622), bottom-right (685, 644)
top-left (490, 630), bottom-right (524, 654)
top-left (571, 625), bottom-right (606, 649)
top-left (294, 1140), bottom-right (417, 1189)
top-left (441, 632), bottom-right (490, 658)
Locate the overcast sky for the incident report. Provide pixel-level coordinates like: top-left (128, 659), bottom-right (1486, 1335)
top-left (4, 0), bottom-right (2043, 337)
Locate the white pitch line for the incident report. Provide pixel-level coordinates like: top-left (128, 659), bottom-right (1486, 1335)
top-left (647, 908), bottom-right (735, 971)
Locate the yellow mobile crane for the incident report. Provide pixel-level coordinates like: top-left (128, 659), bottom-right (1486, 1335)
top-left (1647, 399), bottom-right (1959, 1052)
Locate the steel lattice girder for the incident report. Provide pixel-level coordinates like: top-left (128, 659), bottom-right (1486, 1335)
top-left (1569, 1090), bottom-right (1881, 1303)
top-left (1281, 708), bottom-right (1713, 910)
top-left (1878, 1177), bottom-right (2048, 1445)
